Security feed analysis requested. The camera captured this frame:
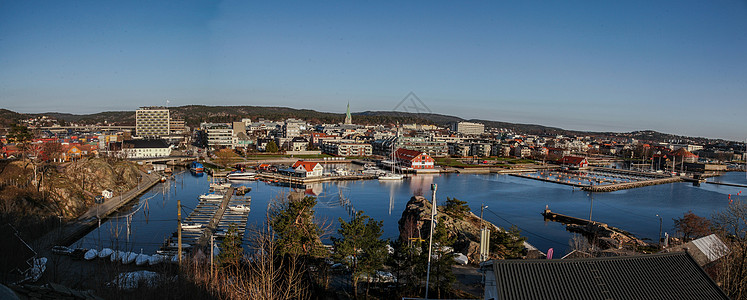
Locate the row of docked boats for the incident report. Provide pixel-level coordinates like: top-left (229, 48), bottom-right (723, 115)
top-left (54, 246), bottom-right (184, 266)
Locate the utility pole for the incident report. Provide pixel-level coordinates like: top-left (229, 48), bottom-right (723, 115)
top-left (210, 235), bottom-right (215, 280)
top-left (425, 183), bottom-right (437, 300)
top-left (588, 192), bottom-right (594, 223)
top-left (177, 199), bottom-right (182, 266)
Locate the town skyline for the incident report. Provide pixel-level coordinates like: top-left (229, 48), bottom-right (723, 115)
top-left (2, 2), bottom-right (745, 141)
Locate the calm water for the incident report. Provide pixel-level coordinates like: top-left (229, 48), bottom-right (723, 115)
top-left (75, 169), bottom-right (747, 255)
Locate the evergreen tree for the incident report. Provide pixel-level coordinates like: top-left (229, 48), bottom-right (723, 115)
top-left (389, 238), bottom-right (425, 297)
top-left (332, 211), bottom-right (388, 296)
top-left (217, 224), bottom-right (243, 268)
top-left (265, 140), bottom-right (279, 153)
top-left (491, 225), bottom-right (527, 259)
top-left (269, 195), bottom-right (324, 257)
top-left (442, 197), bottom-right (470, 219)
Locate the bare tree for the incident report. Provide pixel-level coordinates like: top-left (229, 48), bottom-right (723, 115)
top-left (712, 202), bottom-right (747, 299)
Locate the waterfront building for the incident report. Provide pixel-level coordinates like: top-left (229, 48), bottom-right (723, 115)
top-left (122, 139), bottom-right (171, 159)
top-left (559, 156), bottom-right (589, 168)
top-left (320, 141), bottom-right (372, 156)
top-left (290, 160), bottom-right (323, 178)
top-left (135, 106), bottom-right (170, 138)
top-left (394, 148), bottom-right (435, 169)
top-left (372, 136), bottom-right (448, 157)
top-left (470, 142), bottom-right (492, 157)
top-left (452, 121), bottom-right (485, 136)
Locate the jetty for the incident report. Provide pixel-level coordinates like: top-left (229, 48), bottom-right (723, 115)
top-left (705, 181), bottom-right (747, 189)
top-left (165, 187), bottom-right (252, 251)
top-left (542, 207), bottom-right (648, 248)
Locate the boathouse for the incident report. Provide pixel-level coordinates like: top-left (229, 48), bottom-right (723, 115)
top-left (559, 156), bottom-right (588, 169)
top-left (290, 160), bottom-right (323, 178)
top-left (481, 252), bottom-right (728, 300)
top-left (394, 148), bottom-right (435, 170)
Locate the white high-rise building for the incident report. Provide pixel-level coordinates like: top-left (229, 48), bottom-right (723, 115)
top-left (136, 106), bottom-right (170, 138)
top-left (452, 121), bottom-right (485, 136)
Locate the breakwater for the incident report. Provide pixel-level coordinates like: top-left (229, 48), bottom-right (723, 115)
top-left (582, 176), bottom-right (682, 192)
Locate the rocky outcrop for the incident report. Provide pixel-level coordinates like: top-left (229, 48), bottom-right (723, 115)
top-left (1, 158), bottom-right (144, 220)
top-left (397, 196), bottom-right (508, 263)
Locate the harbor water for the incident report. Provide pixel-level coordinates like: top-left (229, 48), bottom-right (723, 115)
top-left (74, 169), bottom-right (747, 255)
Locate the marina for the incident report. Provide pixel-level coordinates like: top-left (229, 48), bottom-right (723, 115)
top-left (71, 167), bottom-right (745, 255)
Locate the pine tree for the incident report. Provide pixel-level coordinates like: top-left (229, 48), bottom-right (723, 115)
top-left (217, 224), bottom-right (243, 268)
top-left (427, 216), bottom-right (456, 299)
top-left (332, 211), bottom-right (388, 296)
top-left (269, 195), bottom-right (324, 257)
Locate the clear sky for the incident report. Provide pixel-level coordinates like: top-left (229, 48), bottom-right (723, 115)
top-left (1, 1), bottom-right (746, 140)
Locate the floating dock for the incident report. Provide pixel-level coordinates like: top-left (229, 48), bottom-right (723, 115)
top-left (163, 186), bottom-right (251, 251)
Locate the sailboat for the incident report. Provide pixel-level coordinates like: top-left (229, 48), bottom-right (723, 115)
top-left (379, 143), bottom-right (404, 180)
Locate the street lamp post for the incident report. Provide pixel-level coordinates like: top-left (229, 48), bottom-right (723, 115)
top-left (656, 214), bottom-right (663, 248)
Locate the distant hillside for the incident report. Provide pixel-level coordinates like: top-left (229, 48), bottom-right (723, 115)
top-left (0, 109), bottom-right (27, 127)
top-left (0, 106), bottom-right (731, 144)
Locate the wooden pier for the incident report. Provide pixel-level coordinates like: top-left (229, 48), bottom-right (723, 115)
top-left (706, 181), bottom-right (747, 189)
top-left (166, 186), bottom-right (252, 251)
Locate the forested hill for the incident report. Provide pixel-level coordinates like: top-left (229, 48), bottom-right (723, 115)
top-left (0, 106), bottom-right (728, 144)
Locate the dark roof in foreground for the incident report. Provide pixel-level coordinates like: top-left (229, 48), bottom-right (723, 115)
top-left (488, 252), bottom-right (727, 300)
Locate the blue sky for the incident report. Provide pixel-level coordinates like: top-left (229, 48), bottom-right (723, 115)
top-left (1, 1), bottom-right (746, 140)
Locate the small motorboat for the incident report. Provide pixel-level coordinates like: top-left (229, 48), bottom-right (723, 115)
top-left (84, 249), bottom-right (98, 260)
top-left (181, 223), bottom-right (204, 230)
top-left (199, 193), bottom-right (224, 201)
top-left (98, 248), bottom-right (114, 259)
top-left (160, 176), bottom-right (167, 182)
top-left (228, 204), bottom-right (251, 212)
top-left (135, 253), bottom-right (150, 266)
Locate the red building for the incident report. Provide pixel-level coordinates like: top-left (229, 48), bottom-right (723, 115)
top-left (559, 156), bottom-right (589, 169)
top-left (395, 148), bottom-right (435, 169)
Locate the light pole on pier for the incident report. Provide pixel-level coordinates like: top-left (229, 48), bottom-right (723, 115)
top-left (656, 214), bottom-right (662, 248)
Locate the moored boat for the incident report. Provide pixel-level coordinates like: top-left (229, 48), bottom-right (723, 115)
top-left (98, 248), bottom-right (114, 258)
top-left (227, 171), bottom-right (256, 180)
top-left (199, 193), bottom-right (224, 200)
top-left (84, 249), bottom-right (98, 260)
top-left (181, 223), bottom-right (204, 230)
top-left (228, 204), bottom-right (251, 212)
top-left (190, 161), bottom-right (204, 172)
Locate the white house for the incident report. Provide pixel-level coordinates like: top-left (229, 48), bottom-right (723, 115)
top-left (291, 161), bottom-right (324, 178)
top-left (123, 139), bottom-right (171, 159)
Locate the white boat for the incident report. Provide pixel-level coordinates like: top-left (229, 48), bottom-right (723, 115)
top-left (148, 254), bottom-right (166, 266)
top-left (199, 193), bottom-right (224, 200)
top-left (84, 249), bottom-right (98, 260)
top-left (228, 204), bottom-right (251, 212)
top-left (379, 144), bottom-right (404, 181)
top-left (227, 171), bottom-right (256, 180)
top-left (122, 252), bottom-right (138, 264)
top-left (98, 248), bottom-right (114, 258)
top-left (135, 253), bottom-right (150, 266)
top-left (378, 173), bottom-right (404, 180)
top-left (210, 182), bottom-right (231, 190)
top-left (333, 168), bottom-right (350, 176)
top-left (181, 223), bottom-right (204, 230)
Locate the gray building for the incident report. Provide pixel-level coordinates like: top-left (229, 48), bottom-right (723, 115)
top-left (135, 106), bottom-right (170, 138)
top-left (452, 121), bottom-right (485, 136)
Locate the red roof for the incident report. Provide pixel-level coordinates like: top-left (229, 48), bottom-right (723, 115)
top-left (560, 156), bottom-right (588, 165)
top-left (292, 161), bottom-right (321, 172)
top-left (394, 148), bottom-right (428, 162)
